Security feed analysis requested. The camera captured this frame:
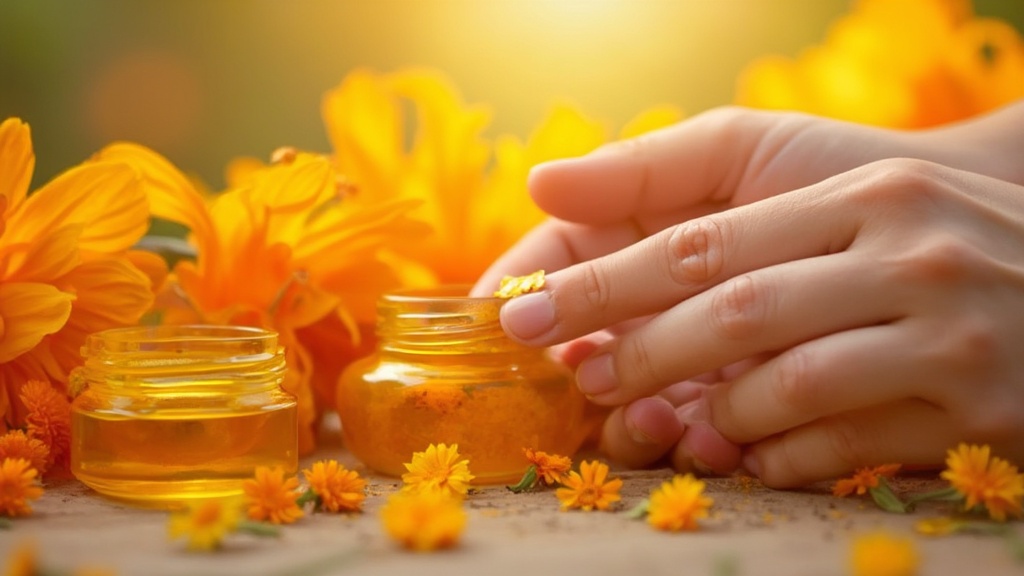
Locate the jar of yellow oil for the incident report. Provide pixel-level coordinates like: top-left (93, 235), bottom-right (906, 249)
top-left (70, 325), bottom-right (297, 506)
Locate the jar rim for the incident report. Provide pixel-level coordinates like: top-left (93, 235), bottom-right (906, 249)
top-left (87, 324), bottom-right (278, 344)
top-left (382, 284), bottom-right (502, 303)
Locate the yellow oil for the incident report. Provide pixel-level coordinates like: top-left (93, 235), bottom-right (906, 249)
top-left (71, 403), bottom-right (297, 506)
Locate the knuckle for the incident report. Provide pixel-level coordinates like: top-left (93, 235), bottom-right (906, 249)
top-left (667, 217), bottom-right (727, 286)
top-left (770, 349), bottom-right (819, 414)
top-left (621, 335), bottom-right (661, 388)
top-left (821, 414), bottom-right (875, 469)
top-left (708, 274), bottom-right (770, 341)
top-left (580, 261), bottom-right (613, 312)
top-left (886, 235), bottom-right (987, 287)
top-left (846, 158), bottom-right (947, 210)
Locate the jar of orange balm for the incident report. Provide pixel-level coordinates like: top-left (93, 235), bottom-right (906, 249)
top-left (337, 280), bottom-right (590, 484)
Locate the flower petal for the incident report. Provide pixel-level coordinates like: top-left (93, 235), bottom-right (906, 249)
top-left (0, 118), bottom-right (34, 215)
top-left (0, 283), bottom-right (73, 363)
top-left (6, 161), bottom-right (147, 253)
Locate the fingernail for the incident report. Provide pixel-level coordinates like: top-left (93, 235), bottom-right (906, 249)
top-left (692, 458), bottom-right (713, 475)
top-left (576, 353), bottom-right (618, 397)
top-left (500, 292), bottom-right (556, 341)
top-left (742, 452), bottom-right (761, 477)
top-left (676, 399), bottom-right (708, 424)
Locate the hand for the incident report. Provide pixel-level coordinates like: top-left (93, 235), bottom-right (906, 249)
top-left (474, 103), bottom-right (1024, 487)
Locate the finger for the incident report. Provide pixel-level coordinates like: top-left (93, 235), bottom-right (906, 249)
top-left (741, 400), bottom-right (957, 488)
top-left (576, 250), bottom-right (901, 404)
top-left (528, 108), bottom-right (807, 225)
top-left (470, 217), bottom-right (644, 297)
top-left (670, 419), bottom-right (743, 476)
top-left (599, 396), bottom-right (685, 469)
top-left (499, 174), bottom-right (866, 346)
top-left (707, 324), bottom-right (926, 444)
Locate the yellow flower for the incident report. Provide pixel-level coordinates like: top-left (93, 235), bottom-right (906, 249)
top-left (0, 118), bottom-right (159, 435)
top-left (242, 466), bottom-right (303, 524)
top-left (555, 460), bottom-right (623, 512)
top-left (735, 0), bottom-right (1024, 128)
top-left (913, 517), bottom-right (959, 537)
top-left (849, 531), bottom-right (920, 576)
top-left (168, 498), bottom-right (242, 551)
top-left (302, 460), bottom-right (366, 513)
top-left (833, 464), bottom-right (902, 497)
top-left (402, 443), bottom-right (474, 499)
top-left (940, 443), bottom-right (1024, 521)
top-left (3, 541), bottom-right (37, 576)
top-left (523, 448), bottom-right (571, 486)
top-left (0, 458), bottom-right (43, 517)
top-left (494, 270), bottom-right (546, 299)
top-left (18, 380), bottom-right (71, 473)
top-left (0, 430), bottom-right (49, 475)
top-left (94, 143), bottom-right (423, 454)
top-left (321, 68), bottom-right (681, 285)
top-left (646, 474), bottom-right (714, 532)
top-left (380, 490), bottom-right (467, 552)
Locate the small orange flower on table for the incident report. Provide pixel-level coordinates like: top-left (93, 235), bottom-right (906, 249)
top-left (402, 443), bottom-right (474, 499)
top-left (302, 460), bottom-right (366, 513)
top-left (849, 531), bottom-right (920, 576)
top-left (242, 466), bottom-right (303, 524)
top-left (0, 458), bottom-right (43, 517)
top-left (0, 431), bottom-right (49, 475)
top-left (168, 498), bottom-right (243, 551)
top-left (19, 380), bottom-right (72, 473)
top-left (646, 474), bottom-right (714, 532)
top-left (380, 490), bottom-right (467, 552)
top-left (833, 464), bottom-right (902, 497)
top-left (941, 443), bottom-right (1023, 521)
top-left (555, 460), bottom-right (622, 512)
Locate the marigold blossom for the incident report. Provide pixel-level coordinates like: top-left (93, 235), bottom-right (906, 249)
top-left (849, 531), bottom-right (920, 576)
top-left (494, 271), bottom-right (545, 298)
top-left (833, 464), bottom-right (902, 497)
top-left (380, 490), bottom-right (467, 552)
top-left (523, 448), bottom-right (571, 486)
top-left (3, 541), bottom-right (37, 576)
top-left (402, 443), bottom-right (474, 499)
top-left (0, 118), bottom-right (158, 435)
top-left (167, 498), bottom-right (242, 551)
top-left (0, 458), bottom-right (43, 517)
top-left (555, 460), bottom-right (623, 512)
top-left (303, 460), bottom-right (366, 513)
top-left (242, 466), bottom-right (303, 524)
top-left (95, 143), bottom-right (422, 454)
top-left (646, 474), bottom-right (714, 531)
top-left (0, 430), bottom-right (49, 475)
top-left (18, 380), bottom-right (71, 472)
top-left (941, 443), bottom-right (1024, 521)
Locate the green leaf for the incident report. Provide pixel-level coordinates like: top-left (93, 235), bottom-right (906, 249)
top-left (507, 466), bottom-right (538, 493)
top-left (626, 498), bottom-right (650, 520)
top-left (869, 479), bottom-right (910, 514)
top-left (237, 521), bottom-right (282, 538)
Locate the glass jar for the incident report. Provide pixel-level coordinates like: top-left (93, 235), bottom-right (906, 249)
top-left (70, 325), bottom-right (297, 506)
top-left (337, 286), bottom-right (590, 484)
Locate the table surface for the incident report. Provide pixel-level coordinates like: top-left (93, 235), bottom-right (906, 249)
top-left (5, 440), bottom-right (1023, 576)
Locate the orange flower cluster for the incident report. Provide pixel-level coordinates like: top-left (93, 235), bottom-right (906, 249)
top-left (0, 118), bottom-right (161, 437)
top-left (737, 0), bottom-right (1024, 128)
top-left (241, 460), bottom-right (367, 526)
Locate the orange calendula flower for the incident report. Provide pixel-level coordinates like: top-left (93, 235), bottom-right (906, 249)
top-left (380, 490), bottom-right (467, 552)
top-left (94, 143), bottom-right (424, 454)
top-left (849, 530), bottom-right (920, 576)
top-left (833, 464), bottom-right (902, 497)
top-left (19, 380), bottom-right (71, 473)
top-left (647, 474), bottom-right (714, 532)
top-left (0, 430), bottom-right (48, 475)
top-left (0, 118), bottom-right (159, 434)
top-left (941, 443), bottom-right (1024, 521)
top-left (168, 498), bottom-right (242, 551)
top-left (242, 466), bottom-right (303, 524)
top-left (523, 448), bottom-right (571, 486)
top-left (402, 443), bottom-right (475, 499)
top-left (555, 460), bottom-right (623, 512)
top-left (302, 460), bottom-right (366, 513)
top-left (0, 458), bottom-right (43, 517)
top-left (3, 541), bottom-right (37, 576)
top-left (321, 68), bottom-right (682, 285)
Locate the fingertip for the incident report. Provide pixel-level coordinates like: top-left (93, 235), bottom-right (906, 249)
top-left (671, 421), bottom-right (742, 476)
top-left (599, 397), bottom-right (684, 469)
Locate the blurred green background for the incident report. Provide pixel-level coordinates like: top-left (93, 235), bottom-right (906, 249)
top-left (2, 0), bottom-right (1022, 190)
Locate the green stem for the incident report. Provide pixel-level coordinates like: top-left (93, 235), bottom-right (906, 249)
top-left (904, 486), bottom-right (962, 507)
top-left (507, 466), bottom-right (538, 493)
top-left (869, 478), bottom-right (910, 514)
top-left (237, 521), bottom-right (281, 538)
top-left (296, 488), bottom-right (320, 508)
top-left (626, 498), bottom-right (651, 520)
